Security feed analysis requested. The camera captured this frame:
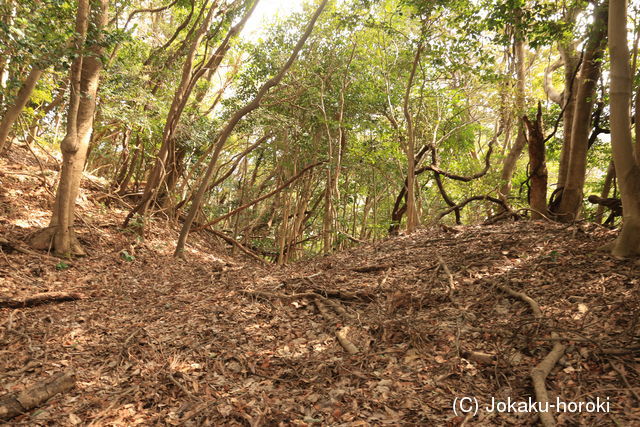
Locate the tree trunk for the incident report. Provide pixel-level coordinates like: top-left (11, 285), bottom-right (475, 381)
top-left (524, 102), bottom-right (548, 219)
top-left (556, 4), bottom-right (608, 222)
top-left (595, 160), bottom-right (615, 224)
top-left (125, 1), bottom-right (259, 226)
top-left (0, 67), bottom-right (44, 152)
top-left (30, 0), bottom-right (108, 256)
top-left (608, 0), bottom-right (640, 257)
top-left (174, 0), bottom-right (329, 257)
top-left (498, 26), bottom-right (527, 204)
top-left (635, 84), bottom-right (640, 162)
top-left (404, 43), bottom-right (422, 233)
top-left (555, 6), bottom-right (582, 187)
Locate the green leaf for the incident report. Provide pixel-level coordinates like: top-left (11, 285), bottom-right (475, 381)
top-left (55, 262), bottom-right (70, 271)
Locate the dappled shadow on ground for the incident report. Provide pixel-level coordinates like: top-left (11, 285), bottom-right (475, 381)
top-left (1, 147), bottom-right (639, 425)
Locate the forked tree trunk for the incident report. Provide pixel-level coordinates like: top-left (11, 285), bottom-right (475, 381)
top-left (30, 0), bottom-right (108, 256)
top-left (556, 4), bottom-right (608, 222)
top-left (608, 0), bottom-right (640, 257)
top-left (0, 67), bottom-right (44, 152)
top-left (523, 102), bottom-right (548, 219)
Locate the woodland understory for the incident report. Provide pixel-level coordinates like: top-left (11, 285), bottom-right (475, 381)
top-left (2, 0), bottom-right (640, 425)
top-left (1, 144), bottom-right (639, 425)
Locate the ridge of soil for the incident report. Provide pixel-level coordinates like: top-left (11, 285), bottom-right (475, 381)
top-left (1, 144), bottom-right (639, 425)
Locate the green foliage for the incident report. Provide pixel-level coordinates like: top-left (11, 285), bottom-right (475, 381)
top-left (55, 261), bottom-right (70, 271)
top-left (120, 250), bottom-right (135, 262)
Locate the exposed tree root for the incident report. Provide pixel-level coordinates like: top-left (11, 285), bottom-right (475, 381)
top-left (437, 254), bottom-right (457, 304)
top-left (240, 290), bottom-right (319, 301)
top-left (496, 283), bottom-right (566, 427)
top-left (0, 372), bottom-right (75, 420)
top-left (29, 226), bottom-right (87, 257)
top-left (0, 237), bottom-right (59, 260)
top-left (0, 292), bottom-right (84, 309)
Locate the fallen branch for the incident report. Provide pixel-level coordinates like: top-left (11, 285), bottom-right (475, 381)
top-left (496, 283), bottom-right (565, 427)
top-left (438, 195), bottom-right (511, 220)
top-left (0, 372), bottom-right (75, 420)
top-left (240, 290), bottom-right (320, 301)
top-left (609, 361), bottom-right (640, 402)
top-left (207, 229), bottom-right (267, 265)
top-left (336, 326), bottom-right (359, 355)
top-left (0, 292), bottom-right (84, 309)
top-left (311, 288), bottom-right (376, 302)
top-left (352, 265), bottom-right (391, 273)
top-left (337, 231), bottom-right (367, 244)
top-left (461, 350), bottom-right (496, 365)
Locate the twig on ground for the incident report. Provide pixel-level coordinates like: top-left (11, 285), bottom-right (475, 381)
top-left (0, 292), bottom-right (84, 309)
top-left (495, 282), bottom-right (566, 427)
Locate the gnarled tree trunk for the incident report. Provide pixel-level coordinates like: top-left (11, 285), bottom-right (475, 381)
top-left (30, 0), bottom-right (108, 256)
top-left (523, 102), bottom-right (548, 220)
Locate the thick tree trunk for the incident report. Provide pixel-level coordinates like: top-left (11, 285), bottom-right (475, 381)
top-left (0, 67), bottom-right (44, 152)
top-left (524, 103), bottom-right (548, 219)
top-left (635, 84), bottom-right (640, 162)
top-left (556, 4), bottom-right (608, 222)
top-left (608, 0), bottom-right (640, 257)
top-left (30, 0), bottom-right (108, 256)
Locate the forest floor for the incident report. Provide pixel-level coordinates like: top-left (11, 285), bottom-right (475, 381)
top-left (1, 143), bottom-right (639, 426)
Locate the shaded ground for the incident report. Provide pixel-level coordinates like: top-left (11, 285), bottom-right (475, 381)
top-left (1, 144), bottom-right (639, 425)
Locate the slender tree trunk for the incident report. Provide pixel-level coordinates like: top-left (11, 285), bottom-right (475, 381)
top-left (556, 4), bottom-right (608, 222)
top-left (556, 45), bottom-right (579, 187)
top-left (404, 43), bottom-right (422, 233)
top-left (498, 26), bottom-right (527, 204)
top-left (595, 160), bottom-right (615, 224)
top-left (0, 67), bottom-right (44, 152)
top-left (30, 0), bottom-right (108, 256)
top-left (25, 81), bottom-right (67, 146)
top-left (608, 0), bottom-right (640, 257)
top-left (125, 0), bottom-right (259, 226)
top-left (554, 6), bottom-right (582, 187)
top-left (174, 0), bottom-right (329, 257)
top-left (113, 128), bottom-right (132, 187)
top-left (117, 133), bottom-right (143, 195)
